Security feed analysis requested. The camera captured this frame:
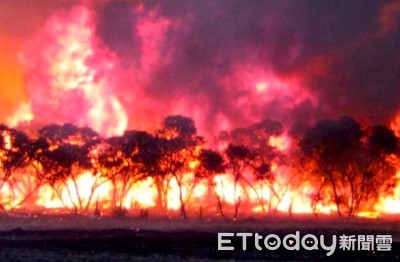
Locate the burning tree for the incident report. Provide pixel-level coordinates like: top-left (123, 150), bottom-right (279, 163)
top-left (105, 131), bottom-right (153, 216)
top-left (196, 149), bottom-right (226, 218)
top-left (156, 115), bottom-right (203, 219)
top-left (135, 135), bottom-right (169, 212)
top-left (219, 119), bottom-right (289, 215)
top-left (224, 144), bottom-right (254, 220)
top-left (36, 124), bottom-right (99, 213)
top-left (0, 125), bottom-right (40, 209)
top-left (39, 144), bottom-right (92, 212)
top-left (300, 117), bottom-right (399, 217)
top-left (90, 129), bottom-right (162, 216)
top-left (220, 119), bottom-right (296, 212)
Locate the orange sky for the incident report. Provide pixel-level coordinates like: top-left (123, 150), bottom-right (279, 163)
top-left (0, 1), bottom-right (77, 123)
top-left (0, 37), bottom-right (26, 122)
top-left (0, 1), bottom-right (54, 123)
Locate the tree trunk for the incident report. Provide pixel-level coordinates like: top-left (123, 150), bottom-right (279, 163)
top-left (210, 181), bottom-right (226, 219)
top-left (177, 178), bottom-right (187, 219)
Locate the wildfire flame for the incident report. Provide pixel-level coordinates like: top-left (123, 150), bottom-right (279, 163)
top-left (0, 3), bottom-right (399, 220)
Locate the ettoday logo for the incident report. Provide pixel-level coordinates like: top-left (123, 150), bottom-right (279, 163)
top-left (218, 231), bottom-right (337, 256)
top-left (218, 232), bottom-right (392, 256)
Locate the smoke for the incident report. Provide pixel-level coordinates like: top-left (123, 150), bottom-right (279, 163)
top-left (1, 0), bottom-right (400, 138)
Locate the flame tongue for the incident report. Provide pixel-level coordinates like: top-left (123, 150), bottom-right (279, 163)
top-left (21, 6), bottom-right (127, 137)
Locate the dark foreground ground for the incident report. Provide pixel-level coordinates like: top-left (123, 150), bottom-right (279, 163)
top-left (0, 214), bottom-right (399, 261)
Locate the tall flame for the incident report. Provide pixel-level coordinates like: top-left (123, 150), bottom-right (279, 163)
top-left (20, 6), bottom-right (127, 136)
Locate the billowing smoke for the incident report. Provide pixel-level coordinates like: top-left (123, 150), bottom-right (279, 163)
top-left (1, 0), bottom-right (400, 138)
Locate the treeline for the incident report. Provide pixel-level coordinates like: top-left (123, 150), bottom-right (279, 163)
top-left (0, 115), bottom-right (399, 218)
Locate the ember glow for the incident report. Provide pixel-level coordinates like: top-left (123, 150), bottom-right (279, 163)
top-left (1, 1), bottom-right (400, 219)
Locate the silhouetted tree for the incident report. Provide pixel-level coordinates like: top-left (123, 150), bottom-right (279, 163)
top-left (162, 115), bottom-right (197, 138)
top-left (117, 130), bottom-right (154, 214)
top-left (252, 160), bottom-right (274, 213)
top-left (36, 124), bottom-right (99, 213)
top-left (0, 125), bottom-right (50, 209)
top-left (94, 131), bottom-right (153, 216)
top-left (225, 144), bottom-right (254, 220)
top-left (136, 135), bottom-right (169, 212)
top-left (157, 115), bottom-right (203, 219)
top-left (219, 118), bottom-right (282, 160)
top-left (196, 149), bottom-right (226, 218)
top-left (90, 137), bottom-right (123, 213)
top-left (39, 144), bottom-right (91, 212)
top-left (39, 123), bottom-right (98, 146)
top-left (219, 119), bottom-right (291, 214)
top-left (12, 136), bottom-right (50, 209)
top-left (0, 125), bottom-right (32, 191)
top-left (300, 117), bottom-right (398, 216)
